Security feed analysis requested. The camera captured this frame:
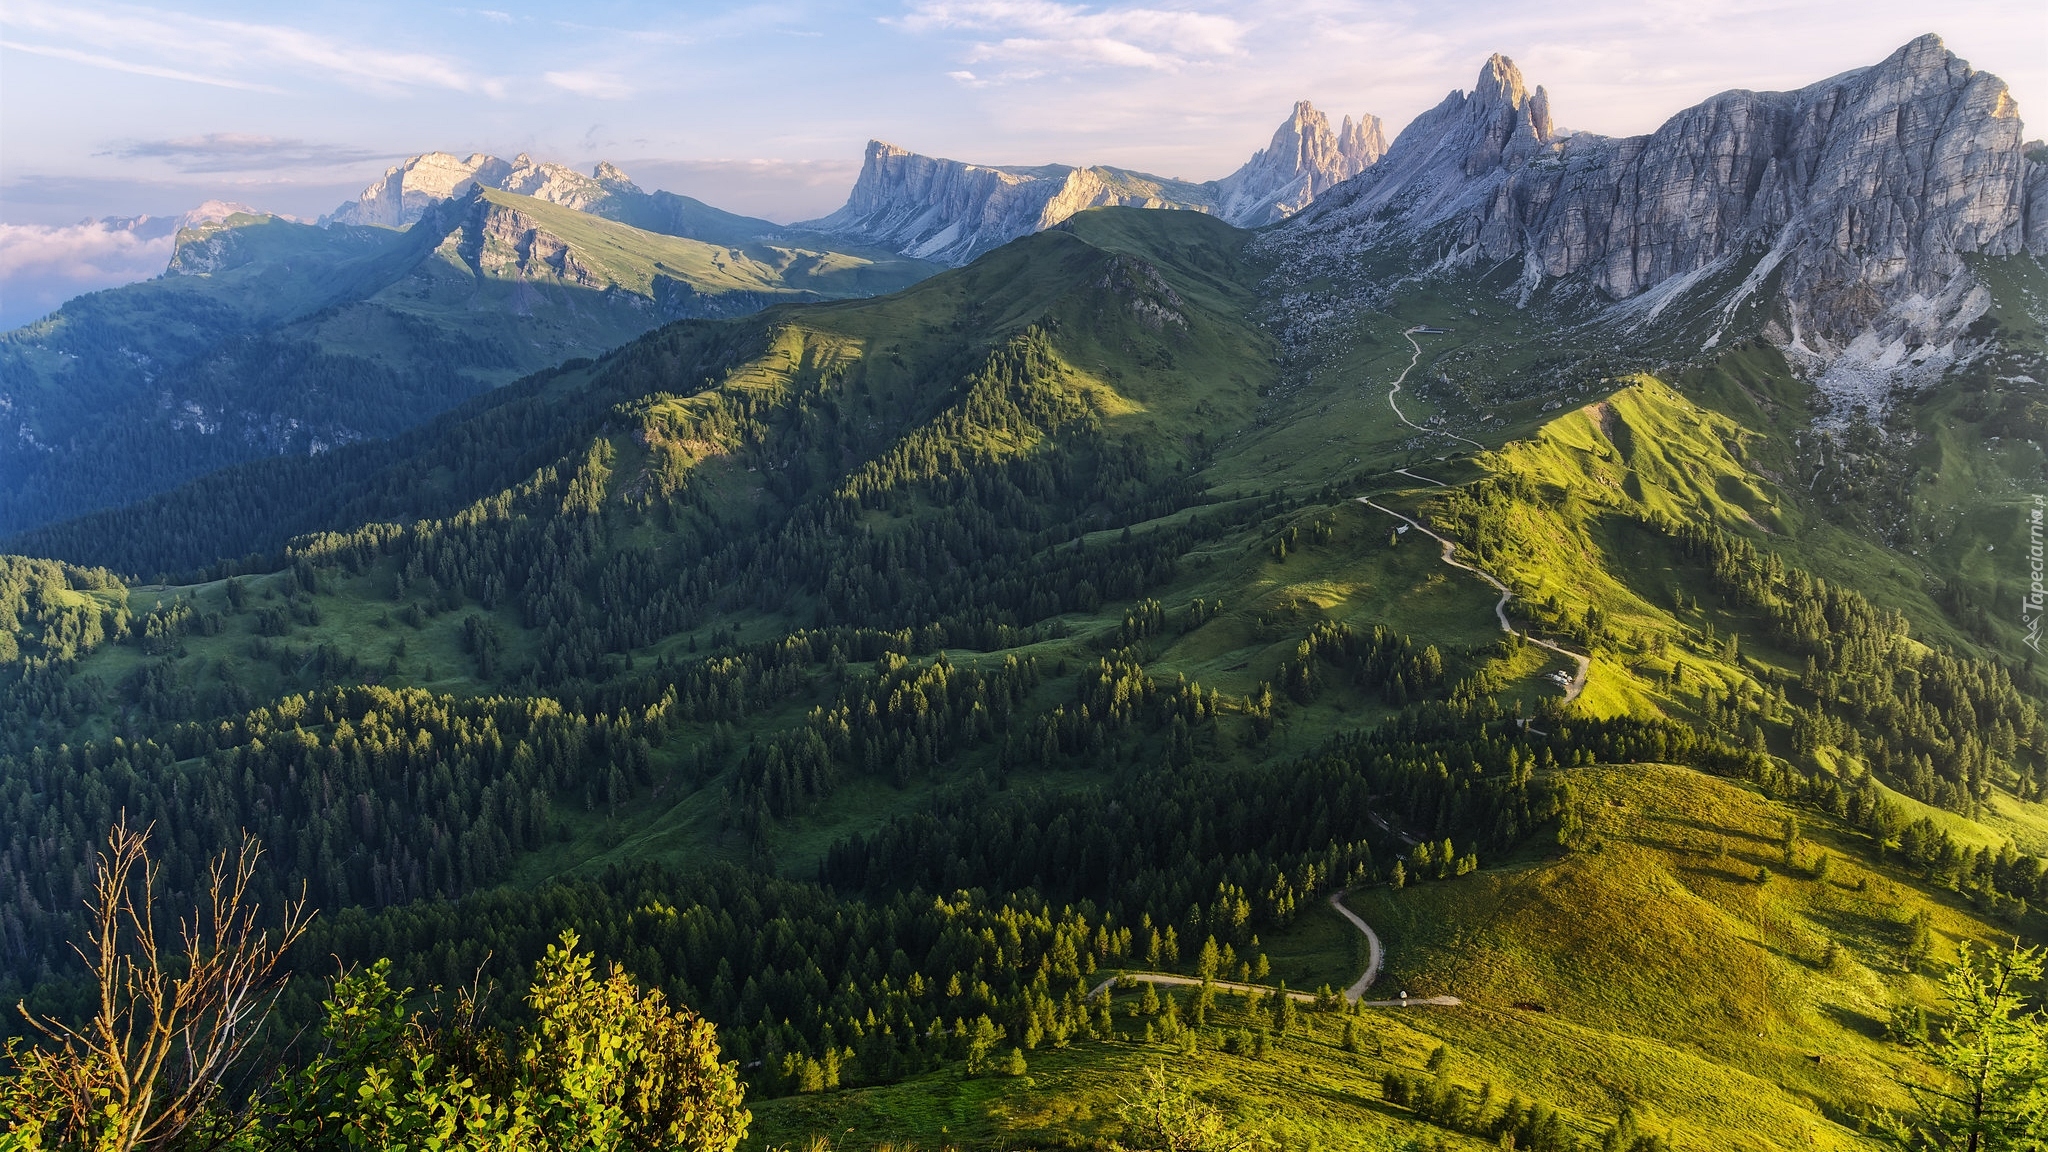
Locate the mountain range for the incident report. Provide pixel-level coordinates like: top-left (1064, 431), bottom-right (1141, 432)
top-left (1, 34), bottom-right (2045, 1152)
top-left (0, 97), bottom-right (1387, 538)
top-left (0, 166), bottom-right (936, 536)
top-left (797, 100), bottom-right (1386, 263)
top-left (1270, 35), bottom-right (2048, 409)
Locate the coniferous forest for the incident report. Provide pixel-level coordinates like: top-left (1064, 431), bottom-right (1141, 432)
top-left (5, 37), bottom-right (2048, 1152)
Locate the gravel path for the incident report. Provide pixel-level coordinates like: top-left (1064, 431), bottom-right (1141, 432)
top-left (1086, 890), bottom-right (1460, 1009)
top-left (1388, 327), bottom-right (1486, 451)
top-left (1359, 497), bottom-right (1590, 706)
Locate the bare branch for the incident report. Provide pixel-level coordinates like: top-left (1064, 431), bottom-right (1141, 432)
top-left (15, 819), bottom-right (312, 1151)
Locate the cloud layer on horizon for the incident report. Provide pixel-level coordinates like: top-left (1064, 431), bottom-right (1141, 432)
top-left (0, 219), bottom-right (173, 329)
top-left (102, 134), bottom-right (397, 174)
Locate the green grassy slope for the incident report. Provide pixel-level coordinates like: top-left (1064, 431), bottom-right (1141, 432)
top-left (3, 209), bottom-right (2043, 1150)
top-left (0, 193), bottom-right (940, 537)
top-left (743, 763), bottom-right (2008, 1151)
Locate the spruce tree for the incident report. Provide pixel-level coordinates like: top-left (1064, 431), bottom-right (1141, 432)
top-left (1891, 942), bottom-right (2048, 1151)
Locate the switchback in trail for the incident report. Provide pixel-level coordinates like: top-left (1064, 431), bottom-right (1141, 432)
top-left (1359, 497), bottom-right (1591, 706)
top-left (1387, 327), bottom-right (1486, 451)
top-left (1086, 891), bottom-right (1461, 1010)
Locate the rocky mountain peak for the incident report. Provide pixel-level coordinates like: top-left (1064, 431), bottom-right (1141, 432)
top-left (328, 152), bottom-right (647, 227)
top-left (180, 200), bottom-right (266, 228)
top-left (1213, 100), bottom-right (1386, 225)
top-left (1338, 115), bottom-right (1389, 170)
top-left (1472, 53), bottom-right (1529, 111)
top-left (592, 161), bottom-right (639, 191)
top-left (808, 100), bottom-right (1389, 263)
top-left (1277, 35), bottom-right (2046, 411)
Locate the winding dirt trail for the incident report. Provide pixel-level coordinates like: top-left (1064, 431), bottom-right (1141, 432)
top-left (1360, 497), bottom-right (1590, 706)
top-left (1388, 327), bottom-right (1486, 451)
top-left (1086, 891), bottom-right (1460, 1010)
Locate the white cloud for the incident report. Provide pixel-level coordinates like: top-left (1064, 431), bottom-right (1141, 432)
top-left (544, 70), bottom-right (635, 99)
top-left (103, 134), bottom-right (393, 173)
top-left (0, 221), bottom-right (174, 329)
top-left (0, 38), bottom-right (281, 91)
top-left (896, 1), bottom-right (1248, 72)
top-left (0, 0), bottom-right (497, 96)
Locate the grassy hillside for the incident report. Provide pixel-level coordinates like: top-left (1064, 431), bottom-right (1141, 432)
top-left (0, 194), bottom-right (939, 537)
top-left (735, 762), bottom-right (2012, 1152)
top-left (1, 208), bottom-right (2042, 1150)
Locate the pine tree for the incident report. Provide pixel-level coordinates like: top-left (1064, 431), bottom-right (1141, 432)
top-left (1892, 942), bottom-right (2048, 1150)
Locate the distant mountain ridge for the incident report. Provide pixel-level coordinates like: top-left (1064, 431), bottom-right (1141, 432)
top-left (327, 152), bottom-right (781, 249)
top-left (797, 101), bottom-right (1385, 264)
top-left (1272, 34), bottom-right (2048, 406)
top-left (0, 182), bottom-right (937, 535)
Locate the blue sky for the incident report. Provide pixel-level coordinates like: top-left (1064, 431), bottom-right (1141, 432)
top-left (2, 1), bottom-right (2044, 324)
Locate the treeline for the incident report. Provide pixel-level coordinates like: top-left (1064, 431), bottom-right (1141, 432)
top-left (0, 557), bottom-right (132, 756)
top-left (0, 684), bottom-right (661, 1012)
top-left (820, 701), bottom-right (1806, 945)
top-left (0, 556), bottom-right (127, 667)
top-left (299, 862), bottom-right (1169, 1098)
top-left (1744, 759), bottom-right (2047, 920)
top-left (1279, 620), bottom-right (1447, 707)
top-left (725, 650), bottom-right (1045, 824)
top-left (275, 328), bottom-right (1223, 690)
top-left (1666, 518), bottom-right (2046, 812)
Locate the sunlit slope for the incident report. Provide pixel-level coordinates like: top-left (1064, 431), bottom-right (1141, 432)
top-left (0, 193), bottom-right (941, 536)
top-left (741, 761), bottom-right (2009, 1152)
top-left (2, 210), bottom-right (1278, 735)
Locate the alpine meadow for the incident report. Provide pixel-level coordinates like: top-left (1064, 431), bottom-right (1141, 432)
top-left (1, 20), bottom-right (2046, 1152)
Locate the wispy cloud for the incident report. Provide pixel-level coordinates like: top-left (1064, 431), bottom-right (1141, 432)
top-left (895, 1), bottom-right (1249, 73)
top-left (100, 134), bottom-right (394, 173)
top-left (0, 0), bottom-right (499, 96)
top-left (545, 70), bottom-right (635, 99)
top-left (0, 38), bottom-right (280, 92)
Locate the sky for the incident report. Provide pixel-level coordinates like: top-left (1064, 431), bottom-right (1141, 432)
top-left (2, 0), bottom-right (2044, 326)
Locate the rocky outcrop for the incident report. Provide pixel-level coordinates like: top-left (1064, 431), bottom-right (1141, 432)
top-left (328, 152), bottom-right (516, 228)
top-left (800, 101), bottom-right (1384, 264)
top-left (408, 190), bottom-right (615, 292)
top-left (327, 155), bottom-right (777, 248)
top-left (329, 152), bottom-right (635, 227)
top-left (1281, 35), bottom-right (2047, 404)
top-left (1213, 102), bottom-right (1386, 226)
top-left (795, 142), bottom-right (1202, 264)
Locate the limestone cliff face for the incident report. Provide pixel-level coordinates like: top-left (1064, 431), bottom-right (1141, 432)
top-left (797, 142), bottom-right (1201, 263)
top-left (330, 152), bottom-right (622, 227)
top-left (1286, 35), bottom-right (2046, 394)
top-left (801, 101), bottom-right (1384, 264)
top-left (1213, 102), bottom-right (1387, 226)
top-left (412, 192), bottom-right (612, 293)
top-left (327, 155), bottom-right (775, 248)
top-left (328, 153), bottom-right (515, 228)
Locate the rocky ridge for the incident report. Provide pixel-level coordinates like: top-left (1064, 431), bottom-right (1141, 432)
top-left (327, 154), bottom-right (778, 249)
top-left (798, 101), bottom-right (1384, 264)
top-left (1213, 102), bottom-right (1386, 227)
top-left (1273, 35), bottom-right (2048, 409)
top-left (328, 152), bottom-right (648, 227)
